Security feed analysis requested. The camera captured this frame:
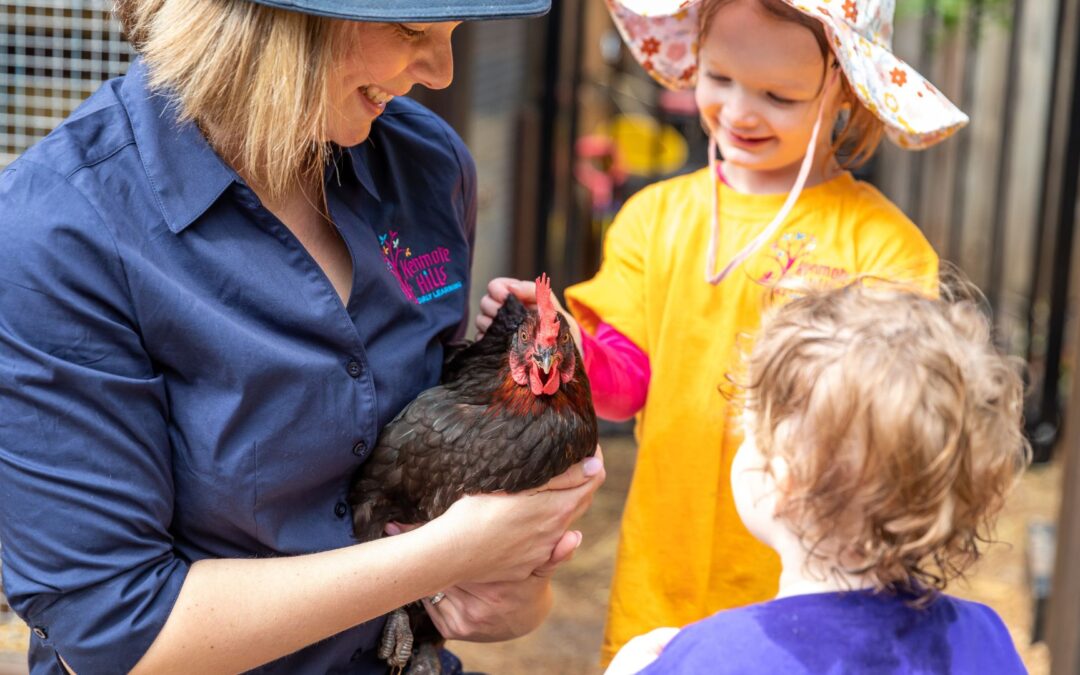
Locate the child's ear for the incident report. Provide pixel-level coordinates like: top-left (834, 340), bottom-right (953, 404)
top-left (768, 454), bottom-right (793, 494)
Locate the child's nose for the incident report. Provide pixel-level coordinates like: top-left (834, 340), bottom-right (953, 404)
top-left (722, 94), bottom-right (760, 129)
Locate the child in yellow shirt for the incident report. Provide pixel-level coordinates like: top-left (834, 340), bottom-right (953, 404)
top-left (477, 0), bottom-right (966, 664)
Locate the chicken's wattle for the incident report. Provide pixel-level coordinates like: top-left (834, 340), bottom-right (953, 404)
top-left (530, 362), bottom-right (561, 396)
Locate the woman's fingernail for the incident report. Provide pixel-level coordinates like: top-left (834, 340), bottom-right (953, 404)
top-left (573, 530), bottom-right (584, 548)
top-left (584, 456), bottom-right (603, 477)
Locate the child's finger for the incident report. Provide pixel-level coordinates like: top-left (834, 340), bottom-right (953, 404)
top-left (479, 294), bottom-right (503, 318)
top-left (510, 280), bottom-right (538, 305)
top-left (475, 314), bottom-right (493, 337)
top-left (485, 277), bottom-right (521, 303)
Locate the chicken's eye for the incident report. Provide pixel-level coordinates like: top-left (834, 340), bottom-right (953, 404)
top-left (519, 328), bottom-right (529, 342)
top-left (561, 331), bottom-right (570, 344)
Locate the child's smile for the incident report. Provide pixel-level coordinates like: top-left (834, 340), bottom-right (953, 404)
top-left (695, 0), bottom-right (841, 193)
top-left (723, 128), bottom-right (775, 149)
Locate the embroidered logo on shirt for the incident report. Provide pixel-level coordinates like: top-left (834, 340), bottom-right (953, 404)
top-left (379, 230), bottom-right (463, 305)
top-left (754, 232), bottom-right (819, 285)
top-left (749, 232), bottom-right (850, 296)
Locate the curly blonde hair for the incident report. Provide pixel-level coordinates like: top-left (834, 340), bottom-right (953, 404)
top-left (744, 280), bottom-right (1030, 600)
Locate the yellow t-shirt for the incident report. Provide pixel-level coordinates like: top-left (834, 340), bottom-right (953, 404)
top-left (564, 167), bottom-right (938, 665)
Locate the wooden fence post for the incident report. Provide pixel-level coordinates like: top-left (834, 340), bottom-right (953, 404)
top-left (1050, 428), bottom-right (1080, 672)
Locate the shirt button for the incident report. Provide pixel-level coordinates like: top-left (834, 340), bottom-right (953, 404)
top-left (352, 440), bottom-right (367, 457)
top-left (334, 501), bottom-right (349, 518)
top-left (346, 360), bottom-right (362, 378)
top-left (32, 626), bottom-right (47, 640)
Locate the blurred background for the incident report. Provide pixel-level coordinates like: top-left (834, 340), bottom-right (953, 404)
top-left (2, 0), bottom-right (1079, 672)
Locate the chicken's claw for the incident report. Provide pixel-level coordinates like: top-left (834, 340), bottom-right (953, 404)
top-left (405, 641), bottom-right (442, 675)
top-left (379, 607), bottom-right (414, 672)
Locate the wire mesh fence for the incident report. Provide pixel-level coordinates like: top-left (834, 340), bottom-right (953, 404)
top-left (1, 0), bottom-right (131, 168)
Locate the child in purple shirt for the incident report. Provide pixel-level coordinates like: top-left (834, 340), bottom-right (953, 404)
top-left (607, 280), bottom-right (1030, 674)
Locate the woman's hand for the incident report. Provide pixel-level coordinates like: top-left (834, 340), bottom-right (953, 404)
top-left (384, 449), bottom-right (604, 639)
top-left (418, 529), bottom-right (582, 642)
top-left (429, 446), bottom-right (603, 584)
top-left (384, 448), bottom-right (604, 640)
top-left (476, 277), bottom-right (583, 352)
top-left (604, 627), bottom-right (680, 675)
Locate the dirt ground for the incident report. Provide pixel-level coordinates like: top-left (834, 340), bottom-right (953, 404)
top-left (0, 434), bottom-right (1060, 674)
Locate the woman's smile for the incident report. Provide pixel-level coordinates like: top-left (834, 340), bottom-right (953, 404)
top-left (358, 84), bottom-right (395, 114)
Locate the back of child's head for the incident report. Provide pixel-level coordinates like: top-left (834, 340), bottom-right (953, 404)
top-left (743, 279), bottom-right (1030, 600)
top-left (699, 0), bottom-right (885, 167)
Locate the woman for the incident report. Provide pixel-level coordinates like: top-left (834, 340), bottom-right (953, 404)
top-left (0, 1), bottom-right (604, 673)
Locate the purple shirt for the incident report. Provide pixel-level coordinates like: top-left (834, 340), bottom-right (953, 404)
top-left (641, 591), bottom-right (1025, 674)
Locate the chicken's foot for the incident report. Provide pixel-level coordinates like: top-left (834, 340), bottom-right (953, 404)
top-left (405, 641), bottom-right (442, 675)
top-left (379, 607), bottom-right (414, 672)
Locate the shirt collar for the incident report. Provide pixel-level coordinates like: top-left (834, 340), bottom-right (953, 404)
top-left (119, 58), bottom-right (238, 234)
top-left (120, 58), bottom-right (384, 231)
top-left (345, 143), bottom-right (382, 203)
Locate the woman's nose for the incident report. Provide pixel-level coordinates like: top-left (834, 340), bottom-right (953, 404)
top-left (412, 32), bottom-right (455, 90)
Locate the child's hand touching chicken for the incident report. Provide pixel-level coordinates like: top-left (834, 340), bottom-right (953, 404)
top-left (476, 277), bottom-right (583, 353)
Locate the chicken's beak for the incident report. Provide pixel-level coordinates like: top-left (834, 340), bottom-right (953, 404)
top-left (533, 347), bottom-right (556, 375)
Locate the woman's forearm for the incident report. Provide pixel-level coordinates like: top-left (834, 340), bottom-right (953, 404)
top-left (132, 525), bottom-right (464, 674)
top-left (131, 454), bottom-right (604, 673)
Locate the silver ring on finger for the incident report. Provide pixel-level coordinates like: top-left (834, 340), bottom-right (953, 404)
top-left (429, 591), bottom-right (446, 606)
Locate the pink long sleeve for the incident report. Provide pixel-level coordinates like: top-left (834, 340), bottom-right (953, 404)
top-left (579, 321), bottom-right (650, 422)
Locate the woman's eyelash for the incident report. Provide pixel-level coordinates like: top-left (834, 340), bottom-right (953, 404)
top-left (395, 23), bottom-right (425, 38)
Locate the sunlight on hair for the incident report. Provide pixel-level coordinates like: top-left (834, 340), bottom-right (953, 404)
top-left (729, 275), bottom-right (1030, 602)
top-left (116, 0), bottom-right (344, 202)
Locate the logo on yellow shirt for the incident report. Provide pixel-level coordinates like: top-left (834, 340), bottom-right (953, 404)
top-left (749, 232), bottom-right (850, 296)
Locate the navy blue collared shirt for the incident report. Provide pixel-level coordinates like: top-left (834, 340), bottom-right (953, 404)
top-left (0, 59), bottom-right (475, 674)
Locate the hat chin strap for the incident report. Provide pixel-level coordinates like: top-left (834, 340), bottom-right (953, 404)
top-left (704, 70), bottom-right (838, 285)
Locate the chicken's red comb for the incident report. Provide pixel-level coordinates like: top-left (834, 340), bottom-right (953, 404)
top-left (536, 273), bottom-right (559, 346)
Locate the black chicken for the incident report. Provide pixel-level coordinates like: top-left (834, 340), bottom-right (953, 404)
top-left (349, 274), bottom-right (598, 674)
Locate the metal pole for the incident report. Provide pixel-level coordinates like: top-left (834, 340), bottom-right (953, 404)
top-left (534, 0), bottom-right (565, 276)
top-left (1036, 66), bottom-right (1080, 463)
top-left (563, 0), bottom-right (588, 286)
top-left (1023, 0), bottom-right (1073, 462)
top-left (987, 0), bottom-right (1024, 315)
top-left (946, 0), bottom-right (983, 266)
top-left (908, 0), bottom-right (938, 222)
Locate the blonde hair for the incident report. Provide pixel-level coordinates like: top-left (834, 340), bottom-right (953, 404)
top-left (115, 0), bottom-right (347, 202)
top-left (699, 0), bottom-right (885, 168)
top-left (743, 279), bottom-right (1030, 600)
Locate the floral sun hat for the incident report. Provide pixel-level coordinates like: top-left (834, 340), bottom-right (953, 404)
top-left (606, 0), bottom-right (968, 150)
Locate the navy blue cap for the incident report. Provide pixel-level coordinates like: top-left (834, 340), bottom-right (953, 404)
top-left (246, 0), bottom-right (551, 21)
